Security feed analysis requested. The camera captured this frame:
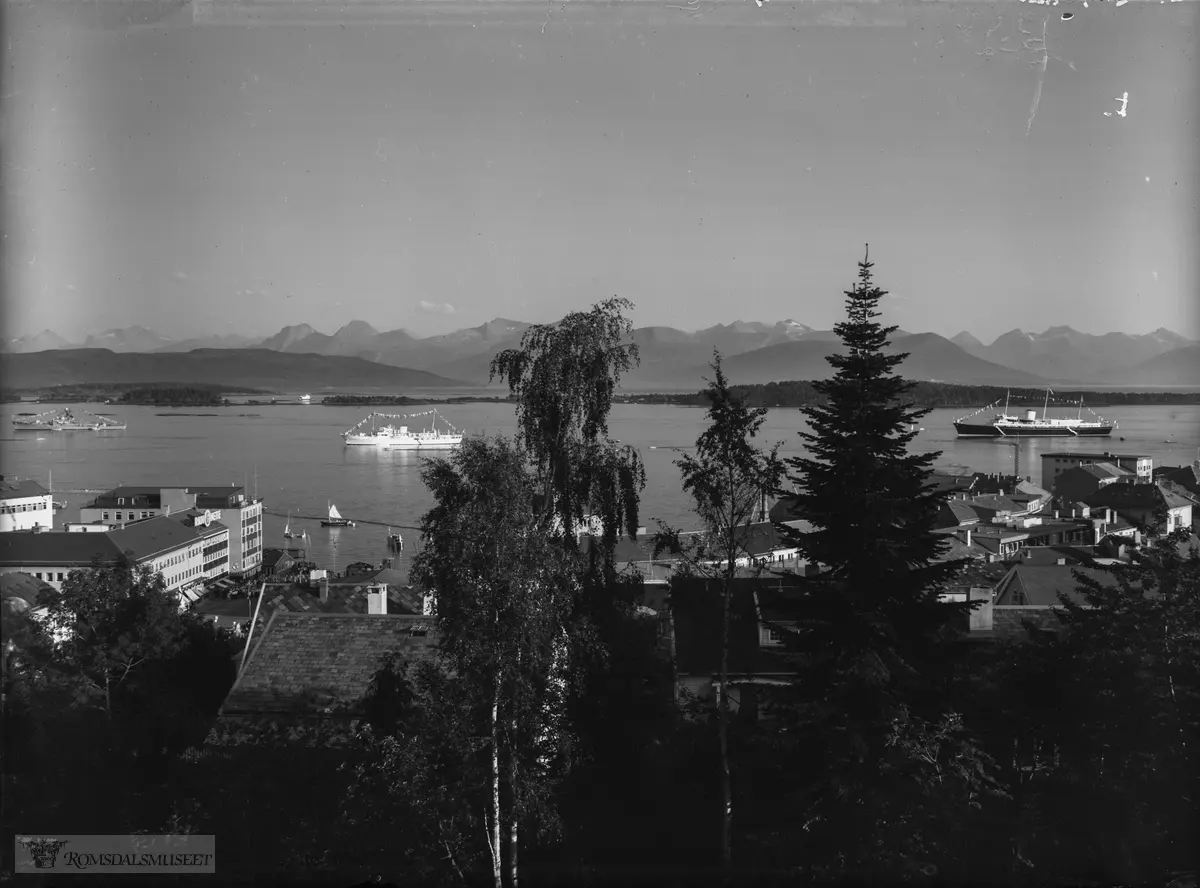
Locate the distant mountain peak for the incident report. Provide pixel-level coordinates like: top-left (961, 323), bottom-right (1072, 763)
top-left (1041, 325), bottom-right (1081, 337)
top-left (335, 320), bottom-right (379, 336)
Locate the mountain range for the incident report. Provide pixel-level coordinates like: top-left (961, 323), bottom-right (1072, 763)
top-left (3, 320), bottom-right (1196, 389)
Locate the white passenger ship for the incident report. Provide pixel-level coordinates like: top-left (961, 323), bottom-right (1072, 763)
top-left (342, 409), bottom-right (464, 449)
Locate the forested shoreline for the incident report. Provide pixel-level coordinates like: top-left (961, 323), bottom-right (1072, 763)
top-left (617, 380), bottom-right (1200, 408)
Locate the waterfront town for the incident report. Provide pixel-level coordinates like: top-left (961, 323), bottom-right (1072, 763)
top-left (3, 447), bottom-right (1199, 682)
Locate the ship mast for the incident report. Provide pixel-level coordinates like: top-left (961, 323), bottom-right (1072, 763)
top-left (1042, 388), bottom-right (1051, 422)
top-left (1004, 390), bottom-right (1010, 417)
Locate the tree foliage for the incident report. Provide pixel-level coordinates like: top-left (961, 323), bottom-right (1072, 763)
top-left (490, 297), bottom-right (646, 568)
top-left (411, 435), bottom-right (585, 887)
top-left (752, 249), bottom-right (1001, 880)
top-left (652, 350), bottom-right (786, 869)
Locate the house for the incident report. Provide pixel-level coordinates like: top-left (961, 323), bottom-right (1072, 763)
top-left (1158, 462), bottom-right (1200, 499)
top-left (1, 570), bottom-right (55, 631)
top-left (985, 563), bottom-right (1124, 641)
top-left (1158, 472), bottom-right (1200, 530)
top-left (1052, 462), bottom-right (1136, 503)
top-left (1083, 482), bottom-right (1194, 536)
top-left (0, 478), bottom-right (53, 533)
top-left (211, 612), bottom-right (439, 730)
top-left (966, 517), bottom-right (1099, 560)
top-left (1041, 451), bottom-right (1152, 490)
top-left (0, 514), bottom-right (230, 599)
top-left (261, 547), bottom-right (297, 576)
top-left (970, 473), bottom-right (1052, 510)
top-left (935, 500), bottom-right (982, 530)
top-left (970, 493), bottom-right (1042, 523)
top-left (666, 577), bottom-right (799, 719)
top-left (79, 485), bottom-right (263, 577)
top-left (581, 520), bottom-right (811, 586)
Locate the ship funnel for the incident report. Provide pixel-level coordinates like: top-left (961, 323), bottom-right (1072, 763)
top-left (1025, 409), bottom-right (1037, 421)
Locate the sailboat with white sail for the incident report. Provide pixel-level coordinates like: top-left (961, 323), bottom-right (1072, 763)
top-left (321, 502), bottom-right (355, 528)
top-left (284, 511), bottom-right (307, 539)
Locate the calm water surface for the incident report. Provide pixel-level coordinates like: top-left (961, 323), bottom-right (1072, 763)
top-left (2, 402), bottom-right (1197, 573)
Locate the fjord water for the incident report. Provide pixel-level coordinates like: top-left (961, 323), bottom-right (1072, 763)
top-left (2, 402), bottom-right (1196, 574)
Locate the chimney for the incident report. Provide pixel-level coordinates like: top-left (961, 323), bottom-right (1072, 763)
top-left (962, 527), bottom-right (972, 548)
top-left (367, 584), bottom-right (387, 615)
top-left (319, 577), bottom-right (330, 604)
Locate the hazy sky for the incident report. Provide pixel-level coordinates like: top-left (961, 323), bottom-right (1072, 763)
top-left (3, 0), bottom-right (1197, 344)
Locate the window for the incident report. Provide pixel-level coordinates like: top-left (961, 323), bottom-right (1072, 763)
top-left (118, 498), bottom-right (124, 505)
top-left (763, 627), bottom-right (783, 645)
top-left (57, 573), bottom-right (64, 581)
top-left (102, 512), bottom-right (110, 520)
top-left (34, 572), bottom-right (42, 580)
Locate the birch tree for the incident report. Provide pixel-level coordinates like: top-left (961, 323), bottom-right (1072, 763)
top-left (489, 296), bottom-right (645, 574)
top-left (652, 350), bottom-right (784, 871)
top-left (412, 436), bottom-right (580, 888)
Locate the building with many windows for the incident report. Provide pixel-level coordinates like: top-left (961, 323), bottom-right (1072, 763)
top-left (0, 478), bottom-right (53, 533)
top-left (80, 484), bottom-right (263, 577)
top-left (0, 513), bottom-right (230, 599)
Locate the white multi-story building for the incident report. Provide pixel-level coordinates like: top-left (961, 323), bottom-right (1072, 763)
top-left (80, 484), bottom-right (263, 577)
top-left (0, 513), bottom-right (229, 599)
top-left (0, 478), bottom-right (53, 533)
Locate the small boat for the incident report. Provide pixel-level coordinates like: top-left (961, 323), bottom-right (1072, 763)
top-left (387, 527), bottom-right (403, 551)
top-left (298, 394), bottom-right (312, 404)
top-left (284, 512), bottom-right (304, 539)
top-left (321, 502), bottom-right (355, 528)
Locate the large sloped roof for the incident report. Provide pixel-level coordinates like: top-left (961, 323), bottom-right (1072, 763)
top-left (220, 612), bottom-right (439, 717)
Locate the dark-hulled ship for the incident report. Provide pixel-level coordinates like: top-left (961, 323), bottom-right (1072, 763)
top-left (953, 390), bottom-right (1116, 438)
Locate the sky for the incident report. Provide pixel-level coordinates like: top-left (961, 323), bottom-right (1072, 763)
top-left (2, 0), bottom-right (1197, 345)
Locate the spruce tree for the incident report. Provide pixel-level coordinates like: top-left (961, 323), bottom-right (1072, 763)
top-left (761, 247), bottom-right (996, 880)
top-left (776, 245), bottom-right (965, 649)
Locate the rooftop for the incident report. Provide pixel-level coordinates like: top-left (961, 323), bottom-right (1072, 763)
top-left (993, 563), bottom-right (1124, 607)
top-left (0, 479), bottom-right (49, 502)
top-left (1162, 464), bottom-right (1199, 494)
top-left (1042, 451), bottom-right (1150, 461)
top-left (1060, 462), bottom-right (1135, 481)
top-left (0, 515), bottom-right (219, 567)
top-left (938, 501), bottom-right (982, 527)
top-left (1084, 482), bottom-right (1194, 512)
top-left (1, 570), bottom-right (54, 611)
top-left (967, 494), bottom-right (1027, 514)
top-left (192, 570), bottom-right (423, 623)
top-left (219, 612), bottom-right (439, 718)
top-left (86, 485), bottom-right (255, 510)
